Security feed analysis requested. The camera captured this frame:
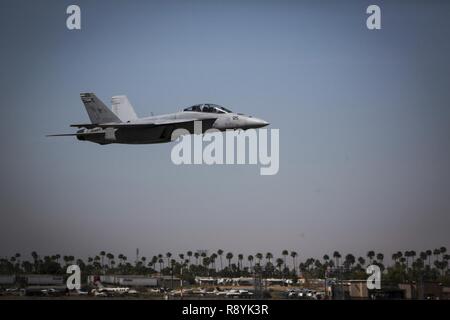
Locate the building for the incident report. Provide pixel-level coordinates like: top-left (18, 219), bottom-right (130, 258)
top-left (88, 275), bottom-right (158, 287)
top-left (24, 275), bottom-right (64, 286)
top-left (399, 282), bottom-right (450, 300)
top-left (347, 280), bottom-right (368, 299)
top-left (87, 274), bottom-right (185, 289)
top-left (0, 275), bottom-right (15, 286)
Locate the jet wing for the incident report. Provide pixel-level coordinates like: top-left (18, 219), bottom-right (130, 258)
top-left (46, 132), bottom-right (103, 137)
top-left (70, 118), bottom-right (217, 129)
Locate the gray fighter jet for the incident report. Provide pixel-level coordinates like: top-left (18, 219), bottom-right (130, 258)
top-left (48, 93), bottom-right (269, 145)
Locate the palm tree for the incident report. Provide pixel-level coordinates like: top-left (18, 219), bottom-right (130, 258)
top-left (158, 258), bottom-right (163, 271)
top-left (433, 249), bottom-right (441, 262)
top-left (265, 252), bottom-right (273, 264)
top-left (217, 249), bottom-right (224, 271)
top-left (367, 251), bottom-right (375, 264)
top-left (291, 251), bottom-right (298, 273)
top-left (358, 256), bottom-right (365, 267)
top-left (200, 252), bottom-right (207, 266)
top-left (203, 257), bottom-right (211, 269)
top-left (305, 258), bottom-right (315, 271)
top-left (166, 252), bottom-right (172, 267)
top-left (106, 253), bottom-right (114, 268)
top-left (440, 246), bottom-right (447, 260)
top-left (413, 258), bottom-right (424, 271)
top-left (238, 254), bottom-right (244, 270)
top-left (392, 253), bottom-right (398, 263)
top-left (179, 253), bottom-right (184, 263)
top-left (14, 253), bottom-right (21, 272)
top-left (248, 255), bottom-right (254, 271)
top-left (282, 250), bottom-right (289, 269)
top-left (256, 253), bottom-right (263, 265)
top-left (151, 256), bottom-right (158, 268)
top-left (194, 252), bottom-right (200, 265)
top-left (344, 254), bottom-right (355, 270)
top-left (419, 251), bottom-right (427, 265)
top-left (100, 251), bottom-right (106, 267)
top-left (443, 254), bottom-right (450, 274)
top-left (31, 251), bottom-right (38, 261)
top-left (31, 251), bottom-right (38, 272)
top-left (226, 252), bottom-right (233, 267)
top-left (333, 251), bottom-right (341, 267)
top-left (314, 259), bottom-right (322, 270)
top-left (405, 251), bottom-right (411, 268)
top-left (426, 250), bottom-right (432, 266)
top-left (187, 251), bottom-right (193, 264)
top-left (376, 253), bottom-right (384, 262)
top-left (410, 251), bottom-right (416, 264)
top-left (210, 253), bottom-right (217, 270)
top-left (276, 258), bottom-right (284, 272)
top-left (399, 257), bottom-right (406, 266)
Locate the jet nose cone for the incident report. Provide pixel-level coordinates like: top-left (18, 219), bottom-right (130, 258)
top-left (253, 118), bottom-right (269, 128)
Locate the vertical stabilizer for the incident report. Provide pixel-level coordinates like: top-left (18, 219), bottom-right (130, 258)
top-left (80, 93), bottom-right (122, 124)
top-left (111, 95), bottom-right (138, 122)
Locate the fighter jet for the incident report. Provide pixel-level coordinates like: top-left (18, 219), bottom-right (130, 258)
top-left (48, 93), bottom-right (269, 145)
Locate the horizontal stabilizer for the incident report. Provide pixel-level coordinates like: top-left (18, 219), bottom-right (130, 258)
top-left (46, 133), bottom-right (79, 137)
top-left (46, 132), bottom-right (103, 137)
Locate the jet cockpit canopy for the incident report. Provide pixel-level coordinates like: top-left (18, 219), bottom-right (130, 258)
top-left (183, 104), bottom-right (232, 114)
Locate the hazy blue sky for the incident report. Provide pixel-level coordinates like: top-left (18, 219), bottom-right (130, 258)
top-left (0, 0), bottom-right (449, 263)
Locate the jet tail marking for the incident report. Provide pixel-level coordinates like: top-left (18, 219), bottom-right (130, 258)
top-left (80, 93), bottom-right (122, 124)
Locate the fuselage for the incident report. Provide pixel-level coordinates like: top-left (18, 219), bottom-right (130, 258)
top-left (134, 111), bottom-right (269, 130)
top-left (76, 103), bottom-right (269, 145)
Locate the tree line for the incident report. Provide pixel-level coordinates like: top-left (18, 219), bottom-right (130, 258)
top-left (1, 247), bottom-right (448, 285)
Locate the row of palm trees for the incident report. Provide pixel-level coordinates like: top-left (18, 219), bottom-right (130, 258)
top-left (1, 247), bottom-right (448, 283)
